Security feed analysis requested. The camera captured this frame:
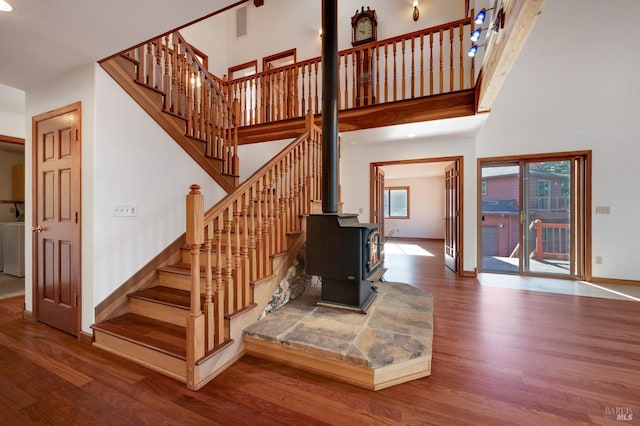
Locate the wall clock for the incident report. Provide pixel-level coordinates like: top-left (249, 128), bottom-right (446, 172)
top-left (351, 7), bottom-right (377, 47)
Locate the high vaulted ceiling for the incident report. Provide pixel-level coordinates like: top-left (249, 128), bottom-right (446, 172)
top-left (0, 0), bottom-right (239, 90)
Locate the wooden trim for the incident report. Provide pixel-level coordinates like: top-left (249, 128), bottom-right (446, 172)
top-left (79, 331), bottom-right (94, 345)
top-left (188, 44), bottom-right (208, 70)
top-left (461, 269), bottom-right (477, 278)
top-left (383, 186), bottom-right (410, 219)
top-left (32, 101), bottom-right (82, 338)
top-left (477, 150), bottom-right (592, 280)
top-left (238, 90), bottom-right (475, 144)
top-left (370, 155), bottom-right (464, 276)
top-left (228, 60), bottom-right (258, 79)
top-left (590, 277), bottom-right (640, 287)
top-left (477, 0), bottom-right (547, 112)
top-left (262, 48), bottom-right (296, 71)
top-left (0, 135), bottom-right (25, 145)
top-left (94, 234), bottom-right (186, 323)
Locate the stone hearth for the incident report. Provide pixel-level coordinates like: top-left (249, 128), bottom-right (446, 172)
top-left (243, 281), bottom-right (433, 390)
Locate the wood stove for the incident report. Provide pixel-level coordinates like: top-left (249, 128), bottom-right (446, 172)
top-left (306, 213), bottom-right (385, 311)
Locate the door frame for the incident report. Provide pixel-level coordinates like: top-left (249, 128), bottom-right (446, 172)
top-left (369, 155), bottom-right (464, 275)
top-left (31, 102), bottom-right (82, 337)
top-left (477, 150), bottom-right (592, 280)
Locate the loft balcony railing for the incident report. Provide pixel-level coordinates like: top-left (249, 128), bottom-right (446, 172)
top-left (225, 17), bottom-right (476, 127)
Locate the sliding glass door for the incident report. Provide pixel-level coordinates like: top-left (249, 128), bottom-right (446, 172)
top-left (480, 154), bottom-right (589, 279)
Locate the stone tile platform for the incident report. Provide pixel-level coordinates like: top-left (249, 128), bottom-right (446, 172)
top-left (243, 282), bottom-right (433, 390)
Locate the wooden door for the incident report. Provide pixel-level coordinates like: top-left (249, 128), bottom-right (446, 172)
top-left (371, 165), bottom-right (385, 240)
top-left (33, 103), bottom-right (81, 336)
top-left (444, 161), bottom-right (459, 272)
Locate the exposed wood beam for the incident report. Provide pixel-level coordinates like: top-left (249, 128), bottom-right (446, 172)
top-left (238, 89), bottom-right (476, 145)
top-left (477, 0), bottom-right (547, 112)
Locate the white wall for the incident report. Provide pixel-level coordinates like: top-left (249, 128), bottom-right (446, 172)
top-left (238, 138), bottom-right (290, 181)
top-left (183, 0), bottom-right (464, 75)
top-left (92, 66), bottom-right (226, 324)
top-left (0, 83), bottom-right (26, 138)
top-left (385, 176), bottom-right (445, 239)
top-left (341, 136), bottom-right (477, 273)
top-left (476, 0), bottom-right (640, 281)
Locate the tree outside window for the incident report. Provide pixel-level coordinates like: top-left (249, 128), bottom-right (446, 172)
top-left (383, 186), bottom-right (410, 219)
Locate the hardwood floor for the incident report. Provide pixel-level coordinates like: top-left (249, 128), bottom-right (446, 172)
top-left (1, 239), bottom-right (639, 425)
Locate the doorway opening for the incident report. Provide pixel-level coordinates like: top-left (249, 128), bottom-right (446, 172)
top-left (370, 156), bottom-right (463, 274)
top-left (478, 152), bottom-right (591, 280)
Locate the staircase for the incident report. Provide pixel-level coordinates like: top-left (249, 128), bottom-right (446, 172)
top-left (100, 31), bottom-right (239, 193)
top-left (92, 112), bottom-right (322, 390)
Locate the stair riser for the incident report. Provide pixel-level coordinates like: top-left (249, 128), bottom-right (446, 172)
top-left (129, 298), bottom-right (188, 327)
top-left (93, 331), bottom-right (186, 381)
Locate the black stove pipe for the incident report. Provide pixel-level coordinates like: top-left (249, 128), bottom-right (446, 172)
top-left (321, 0), bottom-right (339, 214)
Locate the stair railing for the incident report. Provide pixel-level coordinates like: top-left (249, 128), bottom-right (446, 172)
top-left (184, 111), bottom-right (321, 388)
top-left (124, 31), bottom-right (239, 177)
top-left (227, 16), bottom-right (475, 127)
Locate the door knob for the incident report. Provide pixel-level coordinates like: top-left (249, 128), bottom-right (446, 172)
top-left (32, 225), bottom-right (46, 233)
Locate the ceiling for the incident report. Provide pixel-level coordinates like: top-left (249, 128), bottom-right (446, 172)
top-left (0, 0), bottom-right (239, 90)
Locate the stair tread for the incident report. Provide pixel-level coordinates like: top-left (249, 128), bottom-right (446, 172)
top-left (129, 286), bottom-right (191, 310)
top-left (92, 313), bottom-right (186, 359)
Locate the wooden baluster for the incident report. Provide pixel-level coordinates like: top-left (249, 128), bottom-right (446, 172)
top-left (241, 193), bottom-right (251, 306)
top-left (358, 49), bottom-right (365, 107)
top-left (297, 144), bottom-right (304, 224)
top-left (314, 62), bottom-right (319, 113)
top-left (162, 36), bottom-right (170, 110)
top-left (185, 184), bottom-right (204, 390)
top-left (269, 169), bottom-right (278, 254)
top-left (233, 199), bottom-right (242, 311)
top-left (248, 186), bottom-right (258, 284)
top-left (272, 165), bottom-right (282, 253)
top-left (155, 38), bottom-right (163, 90)
top-left (224, 207), bottom-right (234, 316)
top-left (351, 53), bottom-right (357, 107)
top-left (187, 61), bottom-right (195, 137)
top-left (449, 27), bottom-right (454, 92)
top-left (255, 180), bottom-right (263, 278)
top-left (429, 32), bottom-right (434, 95)
top-left (401, 39), bottom-right (406, 100)
top-left (204, 224), bottom-right (214, 352)
top-left (301, 66), bottom-right (307, 116)
top-left (262, 176), bottom-right (272, 275)
top-left (170, 36), bottom-right (178, 114)
top-left (278, 161), bottom-right (287, 251)
top-left (384, 44), bottom-right (389, 103)
top-left (375, 45), bottom-right (380, 103)
top-left (343, 53), bottom-right (349, 109)
top-left (393, 42), bottom-right (398, 101)
top-left (459, 23), bottom-right (465, 90)
top-left (411, 37), bottom-right (416, 98)
top-left (214, 216), bottom-right (224, 346)
top-left (439, 29), bottom-right (444, 94)
top-left (366, 47), bottom-right (373, 105)
top-left (420, 34), bottom-right (425, 97)
top-left (135, 46), bottom-right (144, 83)
top-left (145, 42), bottom-right (153, 86)
top-left (233, 99), bottom-right (239, 177)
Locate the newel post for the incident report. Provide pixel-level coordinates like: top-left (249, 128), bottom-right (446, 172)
top-left (186, 184), bottom-right (205, 389)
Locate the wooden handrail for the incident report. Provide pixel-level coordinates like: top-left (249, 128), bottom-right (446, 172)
top-left (184, 111), bottom-right (322, 382)
top-left (226, 17), bottom-right (474, 126)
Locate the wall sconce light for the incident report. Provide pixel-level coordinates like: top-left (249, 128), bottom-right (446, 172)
top-left (412, 0), bottom-right (420, 22)
top-left (0, 0), bottom-right (13, 12)
top-left (319, 28), bottom-right (323, 38)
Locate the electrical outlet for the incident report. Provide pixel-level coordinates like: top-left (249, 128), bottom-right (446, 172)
top-left (595, 256), bottom-right (603, 265)
top-left (112, 203), bottom-right (137, 217)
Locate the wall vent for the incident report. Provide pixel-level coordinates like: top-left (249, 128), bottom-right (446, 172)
top-left (236, 6), bottom-right (247, 38)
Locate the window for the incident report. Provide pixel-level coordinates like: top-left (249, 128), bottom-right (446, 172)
top-left (263, 49), bottom-right (296, 71)
top-left (228, 60), bottom-right (257, 80)
top-left (481, 181), bottom-right (487, 196)
top-left (383, 187), bottom-right (410, 219)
